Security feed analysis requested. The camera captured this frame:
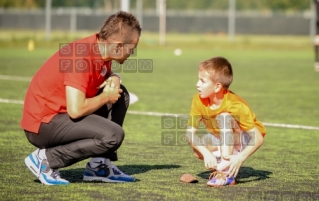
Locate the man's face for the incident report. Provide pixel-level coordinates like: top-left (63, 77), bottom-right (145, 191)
top-left (108, 35), bottom-right (139, 64)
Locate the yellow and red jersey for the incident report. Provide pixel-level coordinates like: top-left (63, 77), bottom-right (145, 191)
top-left (188, 90), bottom-right (266, 137)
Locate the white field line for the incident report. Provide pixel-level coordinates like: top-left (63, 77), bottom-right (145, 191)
top-left (0, 98), bottom-right (24, 104)
top-left (126, 110), bottom-right (319, 131)
top-left (1, 74), bottom-right (319, 131)
top-left (0, 95), bottom-right (138, 106)
top-left (0, 75), bottom-right (32, 82)
top-left (0, 74), bottom-right (138, 105)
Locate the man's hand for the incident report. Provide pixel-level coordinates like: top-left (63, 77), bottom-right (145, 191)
top-left (99, 78), bottom-right (122, 104)
top-left (221, 154), bottom-right (244, 177)
top-left (98, 77), bottom-right (122, 104)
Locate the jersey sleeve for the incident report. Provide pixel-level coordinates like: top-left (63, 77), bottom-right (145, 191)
top-left (188, 95), bottom-right (202, 128)
top-left (228, 101), bottom-right (256, 131)
top-left (63, 58), bottom-right (91, 94)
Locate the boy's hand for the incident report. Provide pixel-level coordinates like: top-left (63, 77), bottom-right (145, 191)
top-left (222, 154), bottom-right (244, 177)
top-left (203, 152), bottom-right (217, 170)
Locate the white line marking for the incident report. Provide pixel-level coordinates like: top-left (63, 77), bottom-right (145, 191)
top-left (127, 110), bottom-right (319, 131)
top-left (0, 98), bottom-right (24, 104)
top-left (0, 74), bottom-right (318, 131)
top-left (0, 74), bottom-right (139, 104)
top-left (1, 97), bottom-right (318, 130)
top-left (0, 75), bottom-right (32, 82)
top-left (0, 96), bottom-right (138, 105)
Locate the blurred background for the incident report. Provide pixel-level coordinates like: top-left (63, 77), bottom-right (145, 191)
top-left (1, 1), bottom-right (319, 200)
top-left (0, 0), bottom-right (315, 42)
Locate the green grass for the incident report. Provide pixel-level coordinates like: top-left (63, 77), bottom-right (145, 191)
top-left (0, 32), bottom-right (319, 201)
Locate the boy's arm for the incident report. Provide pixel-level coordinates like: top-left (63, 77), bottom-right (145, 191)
top-left (185, 126), bottom-right (217, 169)
top-left (223, 126), bottom-right (264, 177)
top-left (238, 127), bottom-right (264, 161)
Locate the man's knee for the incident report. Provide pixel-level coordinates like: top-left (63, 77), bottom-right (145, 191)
top-left (99, 125), bottom-right (125, 149)
top-left (120, 84), bottom-right (130, 108)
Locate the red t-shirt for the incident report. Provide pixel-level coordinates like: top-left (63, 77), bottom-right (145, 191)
top-left (21, 34), bottom-right (112, 133)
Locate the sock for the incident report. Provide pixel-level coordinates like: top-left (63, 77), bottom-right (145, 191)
top-left (90, 157), bottom-right (111, 168)
top-left (38, 149), bottom-right (47, 160)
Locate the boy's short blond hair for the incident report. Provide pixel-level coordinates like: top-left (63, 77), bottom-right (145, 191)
top-left (199, 57), bottom-right (233, 89)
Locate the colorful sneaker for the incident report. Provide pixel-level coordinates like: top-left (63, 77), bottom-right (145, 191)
top-left (38, 160), bottom-right (69, 185)
top-left (207, 171), bottom-right (235, 187)
top-left (24, 149), bottom-right (69, 185)
top-left (24, 149), bottom-right (41, 177)
top-left (83, 162), bottom-right (136, 182)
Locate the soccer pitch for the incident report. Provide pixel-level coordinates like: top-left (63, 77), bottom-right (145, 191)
top-left (0, 32), bottom-right (318, 200)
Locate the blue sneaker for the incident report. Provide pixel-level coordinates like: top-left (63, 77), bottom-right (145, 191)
top-left (24, 149), bottom-right (69, 185)
top-left (206, 171), bottom-right (235, 187)
top-left (24, 149), bottom-right (41, 177)
top-left (38, 159), bottom-right (69, 185)
top-left (83, 162), bottom-right (136, 182)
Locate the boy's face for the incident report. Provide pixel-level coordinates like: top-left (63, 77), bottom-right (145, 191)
top-left (196, 70), bottom-right (219, 98)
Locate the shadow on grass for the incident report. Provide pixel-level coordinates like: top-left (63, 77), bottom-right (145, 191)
top-left (197, 166), bottom-right (272, 184)
top-left (58, 164), bottom-right (181, 183)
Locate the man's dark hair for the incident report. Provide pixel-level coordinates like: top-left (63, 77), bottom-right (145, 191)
top-left (99, 11), bottom-right (142, 43)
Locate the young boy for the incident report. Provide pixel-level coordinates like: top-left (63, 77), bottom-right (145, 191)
top-left (185, 56), bottom-right (266, 187)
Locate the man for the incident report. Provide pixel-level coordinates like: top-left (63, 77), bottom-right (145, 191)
top-left (21, 11), bottom-right (141, 185)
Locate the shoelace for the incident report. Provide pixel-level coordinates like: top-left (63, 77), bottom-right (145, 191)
top-left (51, 169), bottom-right (61, 179)
top-left (36, 150), bottom-right (43, 178)
top-left (36, 151), bottom-right (61, 179)
top-left (111, 164), bottom-right (123, 175)
top-left (209, 171), bottom-right (227, 181)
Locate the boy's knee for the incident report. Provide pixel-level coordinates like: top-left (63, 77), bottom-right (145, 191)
top-left (216, 112), bottom-right (238, 130)
top-left (201, 134), bottom-right (219, 152)
top-left (221, 152), bottom-right (230, 158)
top-left (193, 148), bottom-right (204, 160)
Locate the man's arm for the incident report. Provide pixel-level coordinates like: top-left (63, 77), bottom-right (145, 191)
top-left (98, 74), bottom-right (121, 104)
top-left (66, 79), bottom-right (122, 119)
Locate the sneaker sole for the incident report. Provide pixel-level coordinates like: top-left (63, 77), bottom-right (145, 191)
top-left (83, 175), bottom-right (135, 183)
top-left (207, 180), bottom-right (235, 187)
top-left (25, 155), bottom-right (70, 185)
top-left (24, 154), bottom-right (40, 177)
top-left (38, 173), bottom-right (69, 185)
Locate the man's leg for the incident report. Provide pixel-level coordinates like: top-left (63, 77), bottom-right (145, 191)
top-left (24, 113), bottom-right (134, 184)
top-left (94, 84), bottom-right (130, 126)
top-left (81, 84), bottom-right (134, 182)
top-left (92, 84), bottom-right (130, 161)
top-left (25, 113), bottom-right (124, 169)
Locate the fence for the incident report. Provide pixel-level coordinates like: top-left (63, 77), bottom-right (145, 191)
top-left (0, 8), bottom-right (313, 35)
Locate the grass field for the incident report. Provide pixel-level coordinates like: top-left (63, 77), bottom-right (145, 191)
top-left (0, 31), bottom-right (319, 201)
